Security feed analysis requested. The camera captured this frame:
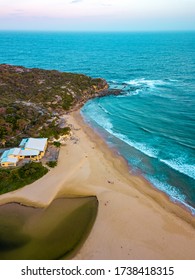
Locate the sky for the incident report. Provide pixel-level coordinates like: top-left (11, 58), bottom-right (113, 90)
top-left (0, 0), bottom-right (195, 31)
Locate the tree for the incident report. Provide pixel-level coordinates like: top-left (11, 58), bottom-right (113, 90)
top-left (1, 139), bottom-right (6, 147)
top-left (16, 119), bottom-right (28, 131)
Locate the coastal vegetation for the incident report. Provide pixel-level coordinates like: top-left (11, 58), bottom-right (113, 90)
top-left (0, 162), bottom-right (48, 195)
top-left (0, 64), bottom-right (108, 148)
top-left (0, 197), bottom-right (98, 259)
top-left (46, 161), bottom-right (57, 168)
top-left (0, 64), bottom-right (108, 193)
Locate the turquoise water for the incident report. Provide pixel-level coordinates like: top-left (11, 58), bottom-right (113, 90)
top-left (0, 31), bottom-right (195, 213)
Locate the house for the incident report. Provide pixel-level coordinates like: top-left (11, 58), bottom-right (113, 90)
top-left (19, 138), bottom-right (48, 161)
top-left (0, 138), bottom-right (48, 167)
top-left (0, 150), bottom-right (19, 167)
top-left (0, 148), bottom-right (20, 167)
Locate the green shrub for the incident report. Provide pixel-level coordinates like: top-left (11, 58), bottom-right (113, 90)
top-left (0, 162), bottom-right (48, 195)
top-left (53, 141), bottom-right (61, 148)
top-left (46, 161), bottom-right (57, 168)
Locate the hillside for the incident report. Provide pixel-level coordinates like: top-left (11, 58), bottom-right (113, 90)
top-left (0, 64), bottom-right (108, 147)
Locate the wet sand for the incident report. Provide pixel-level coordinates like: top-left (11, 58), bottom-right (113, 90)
top-left (0, 111), bottom-right (195, 259)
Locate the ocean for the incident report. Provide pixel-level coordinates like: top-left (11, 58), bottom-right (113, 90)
top-left (0, 31), bottom-right (194, 213)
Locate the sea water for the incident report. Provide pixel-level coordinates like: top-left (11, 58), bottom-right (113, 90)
top-left (0, 31), bottom-right (194, 213)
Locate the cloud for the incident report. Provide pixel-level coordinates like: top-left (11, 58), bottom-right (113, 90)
top-left (8, 9), bottom-right (25, 17)
top-left (70, 0), bottom-right (83, 3)
top-left (100, 3), bottom-right (112, 7)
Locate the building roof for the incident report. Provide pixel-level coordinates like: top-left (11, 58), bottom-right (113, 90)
top-left (0, 150), bottom-right (9, 159)
top-left (0, 138), bottom-right (48, 165)
top-left (23, 138), bottom-right (47, 152)
top-left (19, 138), bottom-right (28, 147)
top-left (1, 157), bottom-right (18, 164)
top-left (8, 148), bottom-right (21, 156)
top-left (19, 150), bottom-right (39, 156)
top-left (1, 148), bottom-right (21, 159)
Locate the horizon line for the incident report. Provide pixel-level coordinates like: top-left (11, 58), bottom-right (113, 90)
top-left (0, 29), bottom-right (195, 33)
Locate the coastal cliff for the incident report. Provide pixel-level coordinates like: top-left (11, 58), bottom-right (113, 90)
top-left (0, 64), bottom-right (116, 147)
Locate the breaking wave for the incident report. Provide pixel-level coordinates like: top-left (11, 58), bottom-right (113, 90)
top-left (160, 158), bottom-right (195, 180)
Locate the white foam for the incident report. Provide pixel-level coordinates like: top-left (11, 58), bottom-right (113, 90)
top-left (148, 176), bottom-right (186, 200)
top-left (82, 101), bottom-right (113, 131)
top-left (175, 200), bottom-right (195, 215)
top-left (167, 79), bottom-right (178, 82)
top-left (124, 78), bottom-right (167, 88)
top-left (160, 158), bottom-right (195, 180)
top-left (82, 113), bottom-right (159, 159)
top-left (147, 176), bottom-right (195, 215)
top-left (117, 89), bottom-right (142, 98)
top-left (86, 107), bottom-right (113, 131)
top-left (98, 105), bottom-right (109, 114)
top-left (105, 131), bottom-right (158, 159)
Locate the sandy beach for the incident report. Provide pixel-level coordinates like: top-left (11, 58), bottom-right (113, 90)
top-left (0, 111), bottom-right (195, 260)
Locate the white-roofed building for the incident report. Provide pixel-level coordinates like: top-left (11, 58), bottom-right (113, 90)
top-left (22, 138), bottom-right (47, 152)
top-left (19, 150), bottom-right (39, 157)
top-left (8, 148), bottom-right (21, 157)
top-left (1, 157), bottom-right (18, 167)
top-left (0, 150), bottom-right (19, 167)
top-left (18, 138), bottom-right (48, 161)
top-left (0, 138), bottom-right (48, 167)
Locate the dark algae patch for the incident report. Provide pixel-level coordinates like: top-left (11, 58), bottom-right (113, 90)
top-left (0, 196), bottom-right (98, 259)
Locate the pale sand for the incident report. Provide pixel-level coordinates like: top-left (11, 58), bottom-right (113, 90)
top-left (0, 111), bottom-right (195, 259)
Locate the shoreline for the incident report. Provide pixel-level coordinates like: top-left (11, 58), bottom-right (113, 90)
top-left (76, 111), bottom-right (195, 225)
top-left (80, 111), bottom-right (195, 219)
top-left (0, 110), bottom-right (195, 259)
